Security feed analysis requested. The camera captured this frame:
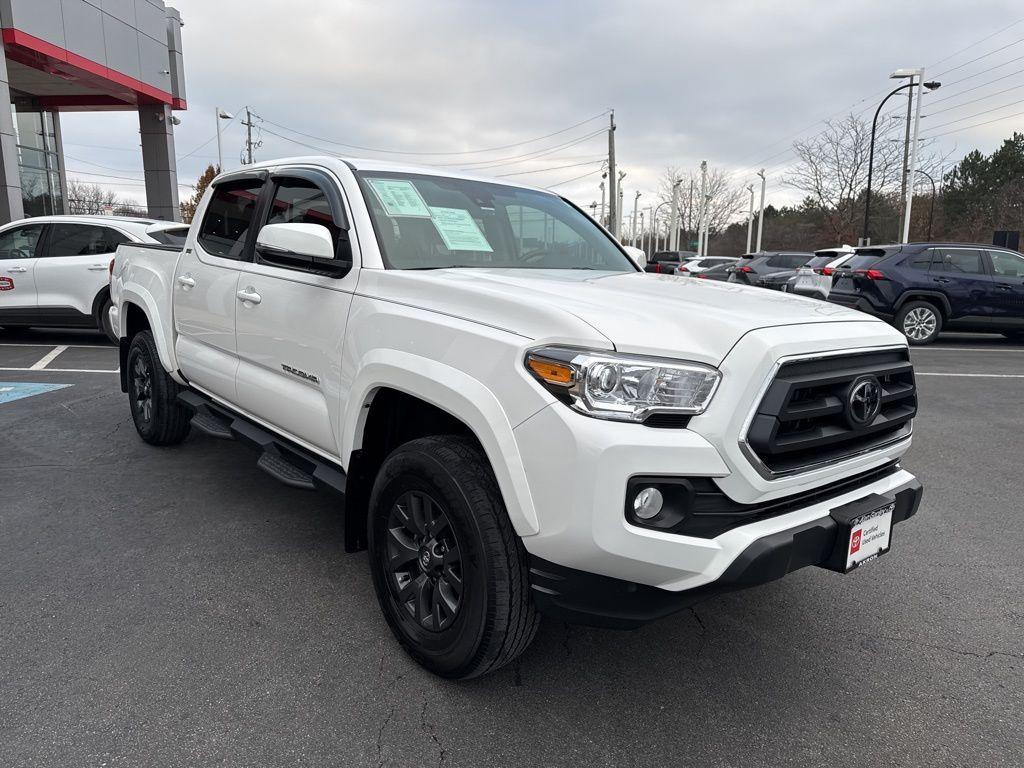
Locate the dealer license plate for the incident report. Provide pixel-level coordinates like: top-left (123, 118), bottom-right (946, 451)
top-left (846, 501), bottom-right (895, 570)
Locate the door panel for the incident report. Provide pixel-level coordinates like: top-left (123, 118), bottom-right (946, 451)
top-left (173, 177), bottom-right (265, 401)
top-left (0, 223), bottom-right (46, 312)
top-left (930, 248), bottom-right (992, 320)
top-left (34, 223), bottom-right (128, 316)
top-left (987, 250), bottom-right (1024, 323)
top-left (232, 173), bottom-right (355, 454)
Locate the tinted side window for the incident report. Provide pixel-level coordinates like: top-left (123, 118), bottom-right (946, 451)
top-left (0, 223), bottom-right (45, 259)
top-left (149, 227), bottom-right (189, 246)
top-left (934, 249), bottom-right (986, 275)
top-left (47, 224), bottom-right (128, 257)
top-left (989, 250), bottom-right (1024, 278)
top-left (198, 179), bottom-right (264, 259)
top-left (906, 250), bottom-right (935, 270)
top-left (264, 178), bottom-right (341, 247)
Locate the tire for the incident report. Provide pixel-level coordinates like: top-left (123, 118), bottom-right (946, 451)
top-left (367, 435), bottom-right (539, 679)
top-left (896, 301), bottom-right (942, 345)
top-left (126, 330), bottom-right (191, 445)
top-left (98, 297), bottom-right (117, 344)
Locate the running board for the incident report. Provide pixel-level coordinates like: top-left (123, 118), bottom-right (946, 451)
top-left (176, 390), bottom-right (347, 497)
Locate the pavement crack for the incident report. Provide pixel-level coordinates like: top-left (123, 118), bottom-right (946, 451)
top-left (420, 699), bottom-right (447, 768)
top-left (375, 704), bottom-right (395, 768)
top-left (854, 631), bottom-right (1023, 661)
top-left (561, 624), bottom-right (573, 657)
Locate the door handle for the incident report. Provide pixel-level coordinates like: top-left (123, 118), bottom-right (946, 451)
top-left (176, 274), bottom-right (196, 288)
top-left (996, 284), bottom-right (1013, 291)
top-left (6, 266), bottom-right (27, 273)
top-left (932, 277), bottom-right (951, 283)
top-left (87, 264), bottom-right (108, 271)
top-left (236, 287), bottom-right (262, 305)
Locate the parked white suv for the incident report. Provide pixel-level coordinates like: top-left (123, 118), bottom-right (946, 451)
top-left (791, 246), bottom-right (856, 300)
top-left (110, 156), bottom-right (923, 678)
top-left (0, 215), bottom-right (187, 341)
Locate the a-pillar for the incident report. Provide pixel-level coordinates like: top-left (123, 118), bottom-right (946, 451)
top-left (139, 103), bottom-right (180, 221)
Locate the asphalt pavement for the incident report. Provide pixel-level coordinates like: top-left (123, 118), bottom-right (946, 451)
top-left (1, 328), bottom-right (1021, 767)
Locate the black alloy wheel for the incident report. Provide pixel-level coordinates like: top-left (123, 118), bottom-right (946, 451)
top-left (130, 352), bottom-right (153, 425)
top-left (384, 490), bottom-right (463, 632)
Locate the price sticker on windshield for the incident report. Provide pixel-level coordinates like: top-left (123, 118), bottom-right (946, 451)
top-left (367, 178), bottom-right (431, 217)
top-left (429, 206), bottom-right (493, 252)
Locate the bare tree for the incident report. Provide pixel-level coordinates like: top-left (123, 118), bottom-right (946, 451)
top-left (657, 166), bottom-right (746, 248)
top-left (784, 112), bottom-right (948, 243)
top-left (66, 180), bottom-right (122, 215)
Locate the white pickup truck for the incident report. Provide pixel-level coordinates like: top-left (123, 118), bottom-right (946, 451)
top-left (110, 156), bottom-right (922, 679)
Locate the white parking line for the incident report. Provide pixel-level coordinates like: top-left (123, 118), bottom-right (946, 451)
top-left (913, 346), bottom-right (1024, 353)
top-left (0, 342), bottom-right (113, 349)
top-left (29, 346), bottom-right (68, 370)
top-left (0, 367), bottom-right (118, 374)
top-left (916, 372), bottom-right (1024, 378)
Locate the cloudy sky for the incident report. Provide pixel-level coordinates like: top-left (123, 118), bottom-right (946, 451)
top-left (60, 0), bottom-right (1024, 222)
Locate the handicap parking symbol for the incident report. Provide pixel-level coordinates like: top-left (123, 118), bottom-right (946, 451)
top-left (0, 382), bottom-right (72, 404)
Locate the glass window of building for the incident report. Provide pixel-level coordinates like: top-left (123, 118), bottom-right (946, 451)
top-left (11, 91), bottom-right (64, 218)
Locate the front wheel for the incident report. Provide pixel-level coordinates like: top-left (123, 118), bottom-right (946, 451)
top-left (368, 436), bottom-right (538, 679)
top-left (896, 301), bottom-right (942, 345)
top-left (126, 330), bottom-right (191, 445)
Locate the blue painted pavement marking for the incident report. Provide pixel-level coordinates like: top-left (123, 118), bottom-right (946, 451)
top-left (0, 382), bottom-right (72, 404)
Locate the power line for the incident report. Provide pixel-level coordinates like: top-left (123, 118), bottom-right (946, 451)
top-left (929, 65), bottom-right (1024, 104)
top-left (937, 52), bottom-right (1024, 90)
top-left (495, 159), bottom-right (605, 178)
top-left (544, 168), bottom-right (604, 190)
top-left (64, 154), bottom-right (143, 174)
top-left (250, 109), bottom-right (611, 157)
top-left (933, 35), bottom-right (1024, 78)
top-left (928, 18), bottom-right (1024, 68)
top-left (924, 81), bottom-right (1024, 116)
top-left (924, 108), bottom-right (1024, 139)
top-left (923, 98), bottom-right (1024, 132)
top-left (66, 168), bottom-right (144, 181)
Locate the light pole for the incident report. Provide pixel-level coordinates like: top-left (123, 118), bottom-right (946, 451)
top-left (669, 180), bottom-right (681, 251)
top-left (701, 194), bottom-right (712, 255)
top-left (902, 70), bottom-right (927, 244)
top-left (745, 184), bottom-right (755, 253)
top-left (651, 200), bottom-right (672, 253)
top-left (697, 161), bottom-right (707, 256)
top-left (599, 179), bottom-right (606, 227)
top-left (755, 169), bottom-right (766, 252)
top-left (915, 169), bottom-right (937, 242)
top-left (215, 107), bottom-right (233, 172)
top-left (862, 72), bottom-right (940, 245)
top-left (631, 190), bottom-right (641, 247)
top-left (638, 211), bottom-right (645, 250)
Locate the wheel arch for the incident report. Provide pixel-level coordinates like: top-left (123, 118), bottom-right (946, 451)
top-left (341, 351), bottom-right (541, 551)
top-left (894, 290), bottom-right (951, 318)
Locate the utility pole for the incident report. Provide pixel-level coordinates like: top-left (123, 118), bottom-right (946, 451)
top-left (240, 107), bottom-right (261, 165)
top-left (756, 169), bottom-right (767, 252)
top-left (617, 183), bottom-right (624, 239)
top-left (607, 111), bottom-right (617, 238)
top-left (632, 191), bottom-right (641, 247)
top-left (897, 78), bottom-right (914, 238)
top-left (599, 179), bottom-right (606, 227)
top-left (590, 201), bottom-right (597, 220)
top-left (687, 180), bottom-right (694, 247)
top-left (745, 184), bottom-right (755, 253)
top-left (637, 210), bottom-right (644, 249)
top-left (697, 161), bottom-right (707, 257)
top-left (902, 72), bottom-right (926, 244)
top-left (669, 180), bottom-right (680, 251)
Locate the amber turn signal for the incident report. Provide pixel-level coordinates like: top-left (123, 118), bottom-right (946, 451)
top-left (526, 356), bottom-right (575, 386)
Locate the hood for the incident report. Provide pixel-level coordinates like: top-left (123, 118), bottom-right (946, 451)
top-left (358, 268), bottom-right (877, 365)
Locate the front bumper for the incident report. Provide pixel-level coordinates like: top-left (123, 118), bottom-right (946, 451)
top-left (529, 475), bottom-right (922, 628)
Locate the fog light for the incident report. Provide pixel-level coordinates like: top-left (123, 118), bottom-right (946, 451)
top-left (633, 487), bottom-right (664, 520)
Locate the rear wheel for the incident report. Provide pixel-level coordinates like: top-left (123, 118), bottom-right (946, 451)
top-left (896, 301), bottom-right (942, 345)
top-left (98, 297), bottom-right (117, 344)
top-left (126, 330), bottom-right (191, 445)
top-left (368, 436), bottom-right (538, 679)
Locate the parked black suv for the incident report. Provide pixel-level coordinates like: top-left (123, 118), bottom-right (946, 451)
top-left (727, 251), bottom-right (813, 285)
top-left (828, 243), bottom-right (1024, 345)
top-left (645, 250), bottom-right (697, 273)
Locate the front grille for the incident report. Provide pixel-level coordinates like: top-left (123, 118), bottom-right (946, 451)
top-left (744, 349), bottom-right (916, 475)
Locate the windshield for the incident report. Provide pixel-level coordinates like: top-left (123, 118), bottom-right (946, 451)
top-left (356, 171), bottom-right (636, 271)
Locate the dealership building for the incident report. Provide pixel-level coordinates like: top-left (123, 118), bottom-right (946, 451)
top-left (0, 0), bottom-right (186, 224)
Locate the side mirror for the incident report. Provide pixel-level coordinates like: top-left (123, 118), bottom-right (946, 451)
top-left (256, 223), bottom-right (336, 260)
top-left (623, 245), bottom-right (647, 268)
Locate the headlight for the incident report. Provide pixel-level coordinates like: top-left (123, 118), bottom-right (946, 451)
top-left (525, 346), bottom-right (721, 422)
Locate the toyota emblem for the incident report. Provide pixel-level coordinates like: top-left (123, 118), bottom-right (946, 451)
top-left (846, 376), bottom-right (882, 428)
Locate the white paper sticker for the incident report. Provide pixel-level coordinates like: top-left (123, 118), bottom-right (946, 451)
top-left (428, 206), bottom-right (493, 252)
top-left (367, 179), bottom-right (431, 217)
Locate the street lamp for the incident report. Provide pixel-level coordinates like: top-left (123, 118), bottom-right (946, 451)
top-left (915, 169), bottom-right (937, 242)
top-left (651, 200), bottom-right (672, 253)
top-left (215, 107), bottom-right (233, 172)
top-left (861, 72), bottom-right (940, 244)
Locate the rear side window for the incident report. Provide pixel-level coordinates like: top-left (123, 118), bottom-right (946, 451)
top-left (198, 179), bottom-right (264, 259)
top-left (47, 224), bottom-right (127, 257)
top-left (934, 249), bottom-right (985, 275)
top-left (767, 253), bottom-right (810, 268)
top-left (905, 250), bottom-right (935, 270)
top-left (149, 227), bottom-right (189, 246)
top-left (804, 255), bottom-right (834, 269)
top-left (844, 250), bottom-right (892, 270)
